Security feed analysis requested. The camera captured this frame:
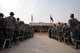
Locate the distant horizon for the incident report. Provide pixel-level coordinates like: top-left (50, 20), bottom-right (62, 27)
top-left (0, 0), bottom-right (80, 24)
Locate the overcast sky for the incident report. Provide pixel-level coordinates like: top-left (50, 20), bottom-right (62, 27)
top-left (0, 0), bottom-right (80, 23)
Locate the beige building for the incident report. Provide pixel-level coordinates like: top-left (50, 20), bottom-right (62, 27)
top-left (29, 22), bottom-right (53, 32)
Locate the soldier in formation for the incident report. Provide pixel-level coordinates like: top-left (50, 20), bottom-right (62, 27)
top-left (48, 26), bottom-right (52, 38)
top-left (48, 13), bottom-right (80, 49)
top-left (5, 12), bottom-right (16, 47)
top-left (0, 13), bottom-right (5, 48)
top-left (62, 23), bottom-right (70, 43)
top-left (68, 14), bottom-right (79, 45)
top-left (0, 12), bottom-right (34, 48)
top-left (57, 22), bottom-right (63, 41)
top-left (50, 24), bottom-right (57, 39)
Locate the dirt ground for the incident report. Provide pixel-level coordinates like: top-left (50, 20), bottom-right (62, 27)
top-left (0, 32), bottom-right (80, 53)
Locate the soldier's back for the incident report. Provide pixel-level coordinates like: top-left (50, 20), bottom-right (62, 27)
top-left (0, 17), bottom-right (5, 29)
top-left (15, 21), bottom-right (20, 29)
top-left (5, 16), bottom-right (16, 28)
top-left (69, 18), bottom-right (78, 28)
top-left (57, 24), bottom-right (62, 32)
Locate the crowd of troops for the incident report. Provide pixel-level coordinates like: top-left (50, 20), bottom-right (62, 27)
top-left (0, 12), bottom-right (34, 49)
top-left (48, 14), bottom-right (80, 49)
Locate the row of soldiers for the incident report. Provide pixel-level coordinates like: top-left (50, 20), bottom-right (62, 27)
top-left (48, 14), bottom-right (80, 49)
top-left (0, 12), bottom-right (34, 48)
top-left (48, 23), bottom-right (71, 42)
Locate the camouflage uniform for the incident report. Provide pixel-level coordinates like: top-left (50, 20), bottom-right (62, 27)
top-left (76, 23), bottom-right (80, 40)
top-left (0, 13), bottom-right (5, 47)
top-left (51, 25), bottom-right (57, 39)
top-left (5, 15), bottom-right (16, 43)
top-left (69, 16), bottom-right (79, 44)
top-left (0, 15), bottom-right (5, 35)
top-left (0, 18), bottom-right (5, 32)
top-left (19, 22), bottom-right (25, 37)
top-left (13, 19), bottom-right (21, 43)
top-left (57, 23), bottom-right (63, 41)
top-left (62, 23), bottom-right (70, 43)
top-left (30, 27), bottom-right (34, 37)
top-left (54, 25), bottom-right (58, 39)
top-left (48, 26), bottom-right (52, 38)
top-left (51, 26), bottom-right (54, 38)
top-left (15, 20), bottom-right (20, 36)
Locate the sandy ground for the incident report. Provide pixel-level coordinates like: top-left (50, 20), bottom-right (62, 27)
top-left (0, 33), bottom-right (80, 53)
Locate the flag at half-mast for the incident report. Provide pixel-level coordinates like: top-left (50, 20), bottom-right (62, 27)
top-left (50, 14), bottom-right (54, 22)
